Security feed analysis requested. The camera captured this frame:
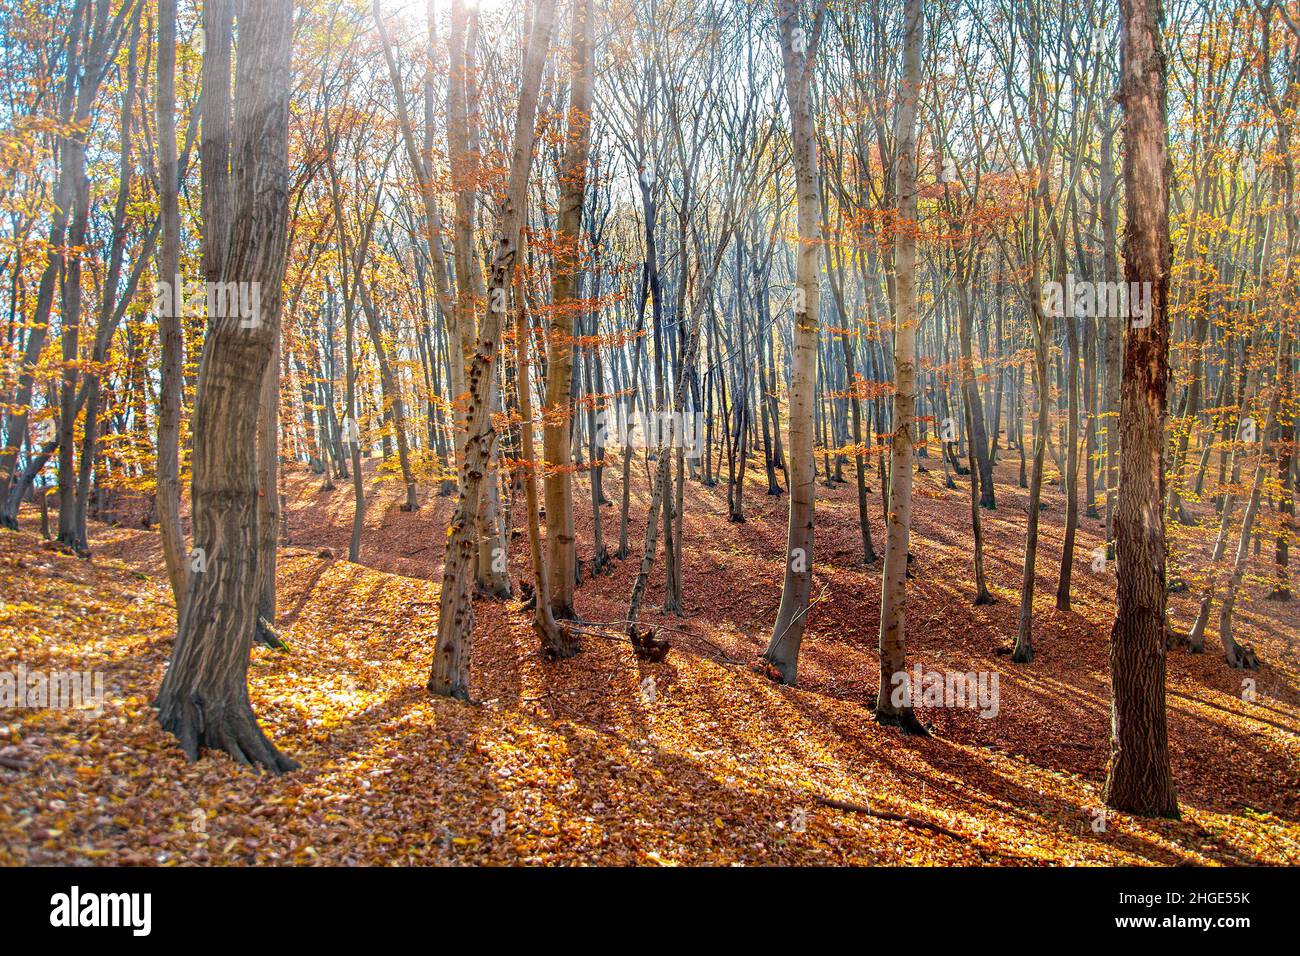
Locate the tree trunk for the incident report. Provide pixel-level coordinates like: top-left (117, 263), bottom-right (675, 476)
top-left (1056, 301), bottom-right (1081, 611)
top-left (157, 0), bottom-right (188, 612)
top-left (763, 0), bottom-right (826, 684)
top-left (543, 0), bottom-right (594, 620)
top-left (430, 0), bottom-right (557, 699)
top-left (873, 0), bottom-right (925, 733)
top-left (156, 0), bottom-right (297, 773)
top-left (1104, 0), bottom-right (1179, 818)
top-left (514, 265), bottom-right (576, 657)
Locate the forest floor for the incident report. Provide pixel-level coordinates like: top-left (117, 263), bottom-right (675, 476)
top-left (2, 447), bottom-right (1298, 866)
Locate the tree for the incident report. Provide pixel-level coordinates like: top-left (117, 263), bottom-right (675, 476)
top-left (1103, 0), bottom-right (1179, 818)
top-left (515, 249), bottom-right (577, 656)
top-left (155, 0), bottom-right (297, 773)
top-left (430, 0), bottom-right (560, 699)
top-left (873, 0), bottom-right (926, 734)
top-left (762, 0), bottom-right (827, 684)
top-left (544, 0), bottom-right (595, 620)
top-left (157, 0), bottom-right (188, 612)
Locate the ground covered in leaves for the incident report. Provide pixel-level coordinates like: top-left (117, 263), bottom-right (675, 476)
top-left (2, 452), bottom-right (1298, 865)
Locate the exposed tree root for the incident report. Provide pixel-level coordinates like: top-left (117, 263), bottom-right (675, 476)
top-left (628, 625), bottom-right (671, 662)
top-left (751, 656), bottom-right (788, 684)
top-left (1225, 645), bottom-right (1261, 670)
top-left (538, 621), bottom-right (581, 661)
top-left (157, 695), bottom-right (298, 775)
top-left (475, 579), bottom-right (513, 601)
top-left (873, 706), bottom-right (932, 737)
top-left (256, 615), bottom-right (289, 651)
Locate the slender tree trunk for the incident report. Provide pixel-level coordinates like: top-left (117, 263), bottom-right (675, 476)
top-left (430, 0), bottom-right (557, 699)
top-left (514, 265), bottom-right (575, 656)
top-left (1270, 336), bottom-right (1294, 600)
top-left (873, 0), bottom-right (925, 733)
top-left (1101, 119), bottom-right (1122, 553)
top-left (345, 286), bottom-right (364, 563)
top-left (1217, 360), bottom-right (1284, 666)
top-left (956, 283), bottom-right (995, 508)
top-left (54, 102), bottom-right (92, 549)
top-left (358, 280), bottom-right (419, 510)
top-left (254, 333), bottom-right (284, 650)
top-left (1013, 320), bottom-right (1049, 664)
top-left (157, 0), bottom-right (188, 611)
top-left (763, 0), bottom-right (826, 684)
top-left (373, 0), bottom-right (459, 490)
top-left (844, 331), bottom-right (877, 563)
top-left (1056, 303), bottom-right (1081, 611)
top-left (542, 0), bottom-right (594, 620)
top-left (0, 1), bottom-right (87, 514)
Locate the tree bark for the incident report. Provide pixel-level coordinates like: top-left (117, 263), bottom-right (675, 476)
top-left (763, 0), bottom-right (827, 684)
top-left (1104, 0), bottom-right (1179, 818)
top-left (156, 0), bottom-right (297, 773)
top-left (873, 0), bottom-right (925, 734)
top-left (157, 0), bottom-right (188, 612)
top-left (514, 265), bottom-right (576, 657)
top-left (544, 0), bottom-right (595, 620)
top-left (430, 0), bottom-right (557, 699)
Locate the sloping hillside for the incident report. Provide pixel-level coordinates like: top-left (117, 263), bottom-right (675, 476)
top-left (1, 457), bottom-right (1297, 865)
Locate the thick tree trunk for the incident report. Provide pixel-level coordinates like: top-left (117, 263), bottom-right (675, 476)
top-left (201, 0), bottom-right (233, 290)
top-left (1104, 0), bottom-right (1178, 818)
top-left (156, 0), bottom-right (296, 773)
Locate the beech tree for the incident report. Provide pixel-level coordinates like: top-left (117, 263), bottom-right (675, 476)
top-left (430, 0), bottom-right (559, 699)
top-left (543, 0), bottom-right (595, 621)
top-left (873, 0), bottom-right (926, 733)
top-left (1103, 0), bottom-right (1179, 818)
top-left (156, 0), bottom-right (187, 613)
top-left (155, 0), bottom-right (297, 772)
top-left (762, 0), bottom-right (827, 684)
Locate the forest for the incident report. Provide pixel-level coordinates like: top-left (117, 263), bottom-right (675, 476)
top-left (0, 0), bottom-right (1296, 874)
